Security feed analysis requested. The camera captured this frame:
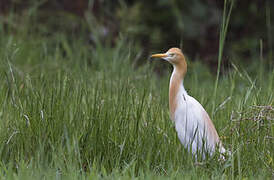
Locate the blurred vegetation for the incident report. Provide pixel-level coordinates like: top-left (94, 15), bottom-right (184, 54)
top-left (0, 0), bottom-right (273, 70)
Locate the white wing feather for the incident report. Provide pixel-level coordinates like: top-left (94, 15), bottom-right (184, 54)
top-left (174, 86), bottom-right (222, 157)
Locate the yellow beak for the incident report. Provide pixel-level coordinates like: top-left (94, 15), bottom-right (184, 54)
top-left (150, 53), bottom-right (168, 59)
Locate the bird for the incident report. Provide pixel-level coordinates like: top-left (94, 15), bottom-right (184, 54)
top-left (150, 47), bottom-right (227, 159)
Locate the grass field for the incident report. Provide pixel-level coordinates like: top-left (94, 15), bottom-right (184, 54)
top-left (0, 19), bottom-right (273, 179)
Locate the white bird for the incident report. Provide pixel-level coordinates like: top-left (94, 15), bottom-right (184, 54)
top-left (151, 48), bottom-right (226, 159)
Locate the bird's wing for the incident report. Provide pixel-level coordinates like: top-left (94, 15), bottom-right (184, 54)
top-left (174, 94), bottom-right (220, 154)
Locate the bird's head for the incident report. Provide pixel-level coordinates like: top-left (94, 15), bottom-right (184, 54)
top-left (150, 48), bottom-right (186, 66)
top-left (150, 47), bottom-right (187, 76)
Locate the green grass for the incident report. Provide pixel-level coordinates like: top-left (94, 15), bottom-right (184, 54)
top-left (0, 31), bottom-right (273, 179)
top-left (0, 3), bottom-right (274, 177)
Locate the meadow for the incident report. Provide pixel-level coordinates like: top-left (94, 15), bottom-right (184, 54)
top-left (0, 11), bottom-right (273, 179)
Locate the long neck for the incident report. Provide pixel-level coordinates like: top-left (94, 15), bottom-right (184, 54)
top-left (169, 62), bottom-right (187, 121)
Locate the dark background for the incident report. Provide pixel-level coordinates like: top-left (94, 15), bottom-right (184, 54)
top-left (0, 0), bottom-right (273, 70)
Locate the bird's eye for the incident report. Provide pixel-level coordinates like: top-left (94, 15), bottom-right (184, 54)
top-left (169, 53), bottom-right (175, 57)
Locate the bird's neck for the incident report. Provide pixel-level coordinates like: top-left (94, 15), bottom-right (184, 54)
top-left (169, 64), bottom-right (186, 121)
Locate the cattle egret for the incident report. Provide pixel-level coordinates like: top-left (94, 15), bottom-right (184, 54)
top-left (151, 47), bottom-right (226, 159)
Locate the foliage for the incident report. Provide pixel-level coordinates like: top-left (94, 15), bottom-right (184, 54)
top-left (0, 0), bottom-right (273, 179)
top-left (0, 23), bottom-right (273, 179)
